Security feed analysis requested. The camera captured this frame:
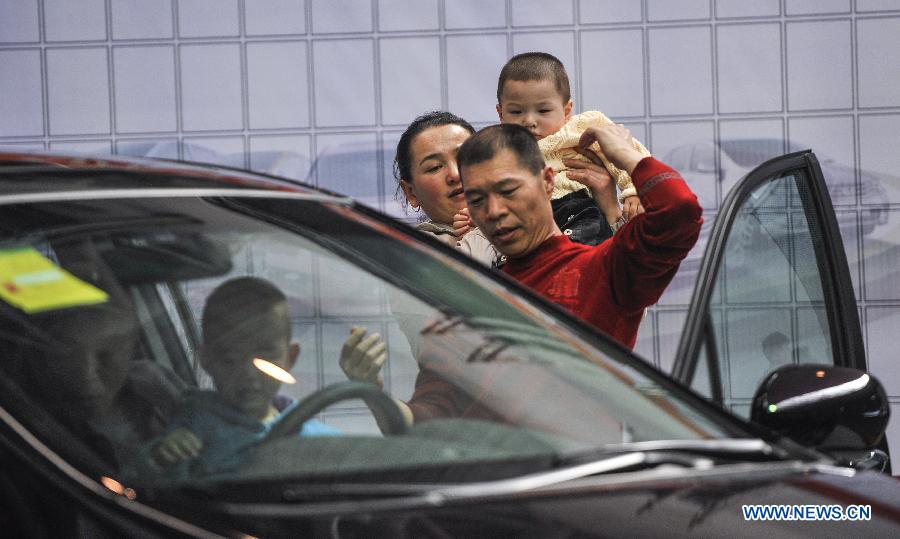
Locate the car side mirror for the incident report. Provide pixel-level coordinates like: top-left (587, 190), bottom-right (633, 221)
top-left (751, 365), bottom-right (890, 453)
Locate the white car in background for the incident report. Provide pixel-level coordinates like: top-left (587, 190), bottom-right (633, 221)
top-left (305, 141), bottom-right (412, 222)
top-left (664, 138), bottom-right (889, 234)
top-left (118, 140), bottom-right (312, 187)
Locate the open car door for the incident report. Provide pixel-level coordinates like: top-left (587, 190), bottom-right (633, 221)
top-left (671, 150), bottom-right (869, 417)
top-left (671, 150), bottom-right (891, 470)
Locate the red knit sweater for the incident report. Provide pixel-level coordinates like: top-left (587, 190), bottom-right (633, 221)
top-left (501, 156), bottom-right (703, 349)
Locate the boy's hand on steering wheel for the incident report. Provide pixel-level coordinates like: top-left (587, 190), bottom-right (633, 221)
top-left (151, 428), bottom-right (203, 469)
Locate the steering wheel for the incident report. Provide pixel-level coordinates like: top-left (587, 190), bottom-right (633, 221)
top-left (265, 381), bottom-right (408, 440)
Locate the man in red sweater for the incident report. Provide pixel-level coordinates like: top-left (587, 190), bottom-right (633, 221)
top-left (342, 122), bottom-right (702, 426)
top-left (459, 123), bottom-right (702, 349)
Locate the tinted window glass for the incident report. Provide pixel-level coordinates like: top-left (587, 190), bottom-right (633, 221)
top-left (702, 170), bottom-right (834, 415)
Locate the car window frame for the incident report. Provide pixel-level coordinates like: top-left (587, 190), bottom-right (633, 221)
top-left (672, 150), bottom-right (867, 389)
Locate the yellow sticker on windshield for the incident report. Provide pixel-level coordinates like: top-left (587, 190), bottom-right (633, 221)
top-left (0, 248), bottom-right (108, 313)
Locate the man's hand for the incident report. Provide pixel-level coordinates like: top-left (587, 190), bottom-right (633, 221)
top-left (339, 326), bottom-right (387, 389)
top-left (452, 207), bottom-right (474, 237)
top-left (564, 152), bottom-right (615, 193)
top-left (577, 124), bottom-right (643, 176)
top-left (622, 195), bottom-right (645, 221)
top-left (151, 428), bottom-right (202, 469)
top-left (564, 151), bottom-right (621, 226)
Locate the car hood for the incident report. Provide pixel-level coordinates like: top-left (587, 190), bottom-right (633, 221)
top-left (197, 461), bottom-right (900, 537)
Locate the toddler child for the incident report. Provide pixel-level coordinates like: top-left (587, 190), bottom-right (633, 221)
top-left (494, 52), bottom-right (651, 245)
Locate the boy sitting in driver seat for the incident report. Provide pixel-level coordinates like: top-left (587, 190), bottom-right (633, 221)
top-left (146, 277), bottom-right (338, 478)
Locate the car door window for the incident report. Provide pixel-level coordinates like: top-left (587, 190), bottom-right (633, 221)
top-left (674, 152), bottom-right (866, 418)
top-left (717, 172), bottom-right (833, 410)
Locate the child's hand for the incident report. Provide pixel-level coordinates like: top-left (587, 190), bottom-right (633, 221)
top-left (151, 428), bottom-right (202, 469)
top-left (622, 196), bottom-right (645, 221)
top-left (340, 326), bottom-right (387, 389)
top-left (452, 207), bottom-right (474, 237)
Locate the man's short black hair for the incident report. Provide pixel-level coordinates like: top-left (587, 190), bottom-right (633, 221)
top-left (458, 124), bottom-right (546, 183)
top-left (497, 52), bottom-right (571, 103)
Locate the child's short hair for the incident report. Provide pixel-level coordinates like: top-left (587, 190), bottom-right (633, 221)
top-left (202, 277), bottom-right (290, 349)
top-left (496, 52), bottom-right (571, 103)
top-left (458, 124), bottom-right (546, 182)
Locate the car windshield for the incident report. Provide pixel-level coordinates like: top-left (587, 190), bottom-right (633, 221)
top-left (0, 185), bottom-right (735, 496)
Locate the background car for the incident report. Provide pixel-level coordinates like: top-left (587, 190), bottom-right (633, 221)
top-left (119, 139), bottom-right (412, 222)
top-left (664, 138), bottom-right (890, 234)
top-left (304, 140), bottom-right (412, 222)
top-left (117, 140), bottom-right (313, 190)
top-left (0, 150), bottom-right (894, 537)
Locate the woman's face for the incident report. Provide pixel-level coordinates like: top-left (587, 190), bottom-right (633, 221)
top-left (401, 124), bottom-right (472, 225)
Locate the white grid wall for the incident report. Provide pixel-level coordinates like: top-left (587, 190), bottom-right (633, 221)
top-left (1, 0), bottom-right (900, 445)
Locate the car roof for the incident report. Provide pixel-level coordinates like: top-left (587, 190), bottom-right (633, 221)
top-left (0, 151), bottom-right (348, 201)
